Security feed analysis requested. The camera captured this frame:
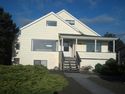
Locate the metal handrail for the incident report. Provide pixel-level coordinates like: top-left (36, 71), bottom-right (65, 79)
top-left (75, 51), bottom-right (81, 66)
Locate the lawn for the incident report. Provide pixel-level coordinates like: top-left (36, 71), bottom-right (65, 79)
top-left (88, 76), bottom-right (125, 94)
top-left (0, 65), bottom-right (68, 94)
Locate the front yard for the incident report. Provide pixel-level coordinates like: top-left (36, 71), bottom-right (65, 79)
top-left (0, 65), bottom-right (68, 94)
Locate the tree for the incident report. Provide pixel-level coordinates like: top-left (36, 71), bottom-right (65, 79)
top-left (103, 32), bottom-right (124, 52)
top-left (104, 32), bottom-right (125, 64)
top-left (0, 7), bottom-right (19, 65)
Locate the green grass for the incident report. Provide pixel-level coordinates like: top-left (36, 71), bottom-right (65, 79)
top-left (0, 65), bottom-right (68, 94)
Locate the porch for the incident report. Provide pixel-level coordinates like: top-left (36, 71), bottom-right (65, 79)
top-left (59, 34), bottom-right (117, 72)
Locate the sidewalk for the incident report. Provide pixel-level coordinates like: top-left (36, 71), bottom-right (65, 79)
top-left (64, 73), bottom-right (115, 94)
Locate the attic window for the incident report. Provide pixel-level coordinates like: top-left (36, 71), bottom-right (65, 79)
top-left (66, 20), bottom-right (75, 25)
top-left (46, 21), bottom-right (57, 26)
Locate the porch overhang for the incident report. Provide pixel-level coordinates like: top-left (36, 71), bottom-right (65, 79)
top-left (59, 34), bottom-right (118, 41)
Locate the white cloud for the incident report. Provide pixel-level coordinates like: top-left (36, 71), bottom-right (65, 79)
top-left (80, 15), bottom-right (115, 24)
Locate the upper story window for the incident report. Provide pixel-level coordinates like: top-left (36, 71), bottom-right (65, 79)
top-left (46, 21), bottom-right (57, 26)
top-left (66, 20), bottom-right (75, 25)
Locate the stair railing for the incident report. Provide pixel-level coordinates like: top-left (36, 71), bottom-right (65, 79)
top-left (75, 51), bottom-right (81, 68)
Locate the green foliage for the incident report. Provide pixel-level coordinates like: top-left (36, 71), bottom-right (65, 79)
top-left (0, 7), bottom-right (19, 65)
top-left (94, 58), bottom-right (124, 75)
top-left (94, 63), bottom-right (103, 73)
top-left (0, 65), bottom-right (68, 94)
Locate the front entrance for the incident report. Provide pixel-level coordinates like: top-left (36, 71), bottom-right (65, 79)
top-left (63, 40), bottom-right (73, 57)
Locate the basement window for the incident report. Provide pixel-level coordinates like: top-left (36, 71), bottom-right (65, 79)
top-left (34, 60), bottom-right (47, 67)
top-left (14, 58), bottom-right (20, 64)
top-left (16, 43), bottom-right (20, 50)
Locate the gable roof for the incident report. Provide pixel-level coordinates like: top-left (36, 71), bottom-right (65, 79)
top-left (20, 11), bottom-right (83, 35)
top-left (57, 9), bottom-right (101, 36)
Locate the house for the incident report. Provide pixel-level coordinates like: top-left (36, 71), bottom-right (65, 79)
top-left (13, 10), bottom-right (117, 71)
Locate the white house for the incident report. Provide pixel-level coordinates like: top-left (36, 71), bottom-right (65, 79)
top-left (13, 10), bottom-right (117, 71)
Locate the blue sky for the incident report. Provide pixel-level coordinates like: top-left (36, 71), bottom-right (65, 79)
top-left (0, 0), bottom-right (125, 38)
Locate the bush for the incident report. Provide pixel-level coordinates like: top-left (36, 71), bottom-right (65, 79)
top-left (94, 58), bottom-right (125, 76)
top-left (0, 65), bottom-right (68, 94)
top-left (94, 63), bottom-right (103, 73)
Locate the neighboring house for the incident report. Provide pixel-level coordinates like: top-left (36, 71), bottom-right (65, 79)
top-left (13, 10), bottom-right (117, 71)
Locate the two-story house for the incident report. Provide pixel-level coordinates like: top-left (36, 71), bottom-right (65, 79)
top-left (13, 10), bottom-right (117, 71)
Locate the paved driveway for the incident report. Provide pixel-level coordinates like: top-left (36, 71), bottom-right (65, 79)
top-left (64, 73), bottom-right (115, 94)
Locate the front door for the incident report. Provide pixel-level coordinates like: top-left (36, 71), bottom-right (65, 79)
top-left (63, 41), bottom-right (73, 57)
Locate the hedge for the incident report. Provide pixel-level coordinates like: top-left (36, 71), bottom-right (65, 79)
top-left (0, 65), bottom-right (68, 94)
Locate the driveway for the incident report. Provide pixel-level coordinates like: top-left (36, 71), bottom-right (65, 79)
top-left (64, 73), bottom-right (115, 94)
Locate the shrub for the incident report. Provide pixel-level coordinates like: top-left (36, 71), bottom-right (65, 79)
top-left (94, 58), bottom-right (125, 75)
top-left (94, 63), bottom-right (103, 73)
top-left (0, 65), bottom-right (68, 94)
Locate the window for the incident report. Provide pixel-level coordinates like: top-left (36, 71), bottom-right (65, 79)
top-left (96, 42), bottom-right (101, 52)
top-left (16, 43), bottom-right (20, 50)
top-left (86, 41), bottom-right (102, 52)
top-left (34, 60), bottom-right (47, 67)
top-left (14, 58), bottom-right (20, 64)
top-left (66, 20), bottom-right (75, 25)
top-left (32, 39), bottom-right (56, 51)
top-left (86, 41), bottom-right (95, 52)
top-left (46, 21), bottom-right (57, 26)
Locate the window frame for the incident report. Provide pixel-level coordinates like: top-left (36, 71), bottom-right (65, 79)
top-left (96, 42), bottom-right (102, 52)
top-left (65, 20), bottom-right (75, 25)
top-left (14, 58), bottom-right (20, 64)
top-left (46, 21), bottom-right (57, 26)
top-left (16, 43), bottom-right (20, 50)
top-left (34, 60), bottom-right (47, 67)
top-left (86, 41), bottom-right (95, 52)
top-left (31, 39), bottom-right (57, 52)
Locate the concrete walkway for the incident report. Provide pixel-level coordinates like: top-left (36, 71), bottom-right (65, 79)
top-left (64, 73), bottom-right (115, 94)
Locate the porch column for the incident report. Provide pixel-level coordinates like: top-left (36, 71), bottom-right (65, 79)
top-left (113, 40), bottom-right (115, 53)
top-left (75, 39), bottom-right (78, 55)
top-left (95, 40), bottom-right (97, 52)
top-left (61, 38), bottom-right (63, 51)
top-left (58, 39), bottom-right (60, 51)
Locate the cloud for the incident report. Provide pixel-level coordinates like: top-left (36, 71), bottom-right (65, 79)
top-left (80, 15), bottom-right (115, 24)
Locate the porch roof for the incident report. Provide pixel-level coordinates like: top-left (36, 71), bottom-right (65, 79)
top-left (59, 34), bottom-right (118, 41)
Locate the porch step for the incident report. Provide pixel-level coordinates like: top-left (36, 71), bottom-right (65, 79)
top-left (63, 57), bottom-right (79, 72)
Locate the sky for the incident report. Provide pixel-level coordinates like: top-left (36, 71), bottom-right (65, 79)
top-left (0, 0), bottom-right (125, 39)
